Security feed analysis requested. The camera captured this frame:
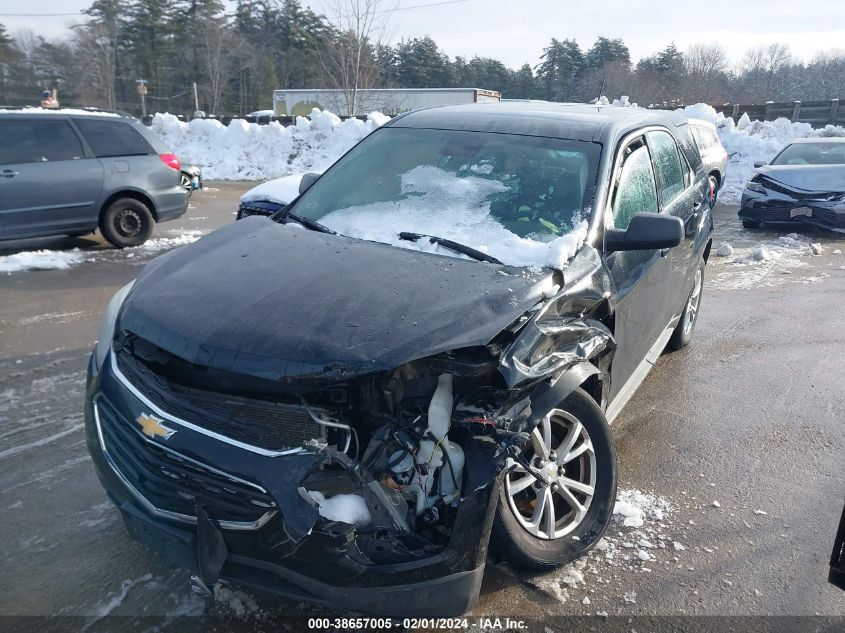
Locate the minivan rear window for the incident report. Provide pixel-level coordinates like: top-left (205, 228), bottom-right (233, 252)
top-left (73, 119), bottom-right (154, 157)
top-left (0, 119), bottom-right (85, 165)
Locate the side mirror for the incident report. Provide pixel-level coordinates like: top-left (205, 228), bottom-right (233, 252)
top-left (753, 161), bottom-right (767, 168)
top-left (299, 172), bottom-right (320, 194)
top-left (605, 212), bottom-right (684, 253)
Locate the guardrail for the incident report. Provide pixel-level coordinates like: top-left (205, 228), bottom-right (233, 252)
top-left (712, 99), bottom-right (844, 127)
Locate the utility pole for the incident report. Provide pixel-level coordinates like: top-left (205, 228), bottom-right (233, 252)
top-left (136, 79), bottom-right (148, 118)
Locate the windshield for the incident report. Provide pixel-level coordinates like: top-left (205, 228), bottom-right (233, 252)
top-left (772, 142), bottom-right (845, 166)
top-left (288, 127), bottom-right (601, 268)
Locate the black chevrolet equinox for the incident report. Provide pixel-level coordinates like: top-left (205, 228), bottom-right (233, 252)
top-left (85, 102), bottom-right (714, 616)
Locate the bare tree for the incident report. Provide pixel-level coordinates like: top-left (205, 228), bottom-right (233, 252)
top-left (682, 43), bottom-right (728, 103)
top-left (319, 0), bottom-right (396, 116)
top-left (740, 43), bottom-right (792, 101)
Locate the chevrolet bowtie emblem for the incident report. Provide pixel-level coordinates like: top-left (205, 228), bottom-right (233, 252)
top-left (136, 413), bottom-right (176, 440)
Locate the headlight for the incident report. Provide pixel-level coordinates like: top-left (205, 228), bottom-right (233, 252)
top-left (94, 281), bottom-right (135, 370)
top-left (746, 181), bottom-right (766, 194)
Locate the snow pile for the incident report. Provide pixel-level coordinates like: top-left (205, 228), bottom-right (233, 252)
top-left (152, 108), bottom-right (389, 181)
top-left (0, 249), bottom-right (85, 273)
top-left (307, 490), bottom-right (372, 526)
top-left (680, 103), bottom-right (845, 203)
top-left (321, 165), bottom-right (588, 269)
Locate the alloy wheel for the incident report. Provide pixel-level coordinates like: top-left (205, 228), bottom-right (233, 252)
top-left (504, 409), bottom-right (596, 540)
top-left (683, 268), bottom-right (703, 336)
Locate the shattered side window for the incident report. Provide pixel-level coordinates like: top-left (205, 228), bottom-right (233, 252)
top-left (612, 141), bottom-right (658, 230)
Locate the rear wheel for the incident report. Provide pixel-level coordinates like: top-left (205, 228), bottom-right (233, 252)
top-left (491, 388), bottom-right (616, 570)
top-left (742, 218), bottom-right (761, 229)
top-left (668, 263), bottom-right (704, 350)
top-left (180, 172), bottom-right (194, 196)
top-left (100, 198), bottom-right (154, 248)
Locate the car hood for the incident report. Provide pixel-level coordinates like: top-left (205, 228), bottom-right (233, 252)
top-left (757, 164), bottom-right (845, 193)
top-left (117, 217), bottom-right (552, 382)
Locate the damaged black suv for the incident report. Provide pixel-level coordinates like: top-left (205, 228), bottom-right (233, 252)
top-left (84, 102), bottom-right (713, 616)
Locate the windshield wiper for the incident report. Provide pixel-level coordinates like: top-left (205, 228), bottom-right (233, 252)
top-left (283, 210), bottom-right (335, 234)
top-left (399, 232), bottom-right (502, 264)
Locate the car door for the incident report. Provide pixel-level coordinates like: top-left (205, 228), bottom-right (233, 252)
top-left (603, 132), bottom-right (676, 405)
top-left (645, 128), bottom-right (705, 315)
top-left (646, 130), bottom-right (710, 316)
top-left (0, 117), bottom-right (103, 239)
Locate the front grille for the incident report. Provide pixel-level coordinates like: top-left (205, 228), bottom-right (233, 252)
top-left (115, 348), bottom-right (326, 451)
top-left (808, 207), bottom-right (845, 228)
top-left (237, 202), bottom-right (281, 219)
top-left (95, 396), bottom-right (276, 527)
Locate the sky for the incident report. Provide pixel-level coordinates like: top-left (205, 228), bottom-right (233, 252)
top-left (1, 0), bottom-right (844, 69)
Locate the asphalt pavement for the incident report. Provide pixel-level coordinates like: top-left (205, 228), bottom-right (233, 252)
top-left (1, 183), bottom-right (844, 631)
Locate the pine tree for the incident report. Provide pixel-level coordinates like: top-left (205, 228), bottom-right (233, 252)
top-left (536, 38), bottom-right (584, 102)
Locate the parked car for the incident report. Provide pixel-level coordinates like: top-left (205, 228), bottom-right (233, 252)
top-left (688, 118), bottom-right (727, 204)
top-left (236, 173), bottom-right (306, 220)
top-left (180, 164), bottom-right (203, 195)
top-left (739, 137), bottom-right (845, 232)
top-left (0, 108), bottom-right (188, 247)
top-left (85, 102), bottom-right (713, 616)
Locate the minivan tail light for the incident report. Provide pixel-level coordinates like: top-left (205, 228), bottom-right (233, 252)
top-left (159, 153), bottom-right (181, 171)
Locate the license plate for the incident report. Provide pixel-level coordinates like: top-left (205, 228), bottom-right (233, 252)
top-left (790, 207), bottom-right (813, 218)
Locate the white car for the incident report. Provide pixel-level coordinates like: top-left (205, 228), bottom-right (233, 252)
top-left (688, 118), bottom-right (728, 204)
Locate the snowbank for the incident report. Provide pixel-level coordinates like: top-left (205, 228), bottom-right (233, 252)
top-left (0, 249), bottom-right (85, 273)
top-left (680, 103), bottom-right (845, 203)
top-left (152, 108), bottom-right (389, 181)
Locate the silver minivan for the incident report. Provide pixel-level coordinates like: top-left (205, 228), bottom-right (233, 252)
top-left (0, 108), bottom-right (188, 247)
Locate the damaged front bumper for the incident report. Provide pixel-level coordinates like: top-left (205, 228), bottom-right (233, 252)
top-left (83, 352), bottom-right (498, 617)
top-left (740, 191), bottom-right (845, 233)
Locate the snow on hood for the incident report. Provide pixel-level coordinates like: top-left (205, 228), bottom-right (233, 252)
top-left (679, 103), bottom-right (845, 203)
top-left (240, 174), bottom-right (305, 205)
top-left (320, 165), bottom-right (588, 270)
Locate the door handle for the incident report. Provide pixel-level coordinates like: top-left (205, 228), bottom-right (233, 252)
top-left (1, 170), bottom-right (19, 178)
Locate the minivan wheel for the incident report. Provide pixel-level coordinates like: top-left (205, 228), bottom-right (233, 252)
top-left (100, 198), bottom-right (154, 248)
top-left (491, 388), bottom-right (616, 570)
top-left (668, 263), bottom-right (704, 350)
top-left (180, 173), bottom-right (193, 196)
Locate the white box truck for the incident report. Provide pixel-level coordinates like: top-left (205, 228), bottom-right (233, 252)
top-left (272, 88), bottom-right (500, 117)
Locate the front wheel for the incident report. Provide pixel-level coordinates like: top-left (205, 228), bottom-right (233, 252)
top-left (490, 388), bottom-right (617, 570)
top-left (668, 263), bottom-right (704, 350)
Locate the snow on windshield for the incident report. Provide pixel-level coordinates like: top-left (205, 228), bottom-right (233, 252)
top-left (320, 165), bottom-right (588, 269)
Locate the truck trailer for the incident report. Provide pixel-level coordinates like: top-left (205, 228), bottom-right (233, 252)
top-left (272, 88), bottom-right (501, 117)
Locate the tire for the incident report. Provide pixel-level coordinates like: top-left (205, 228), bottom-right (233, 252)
top-left (668, 262), bottom-right (704, 350)
top-left (490, 388), bottom-right (617, 570)
top-left (99, 198), bottom-right (154, 248)
top-left (742, 219), bottom-right (761, 229)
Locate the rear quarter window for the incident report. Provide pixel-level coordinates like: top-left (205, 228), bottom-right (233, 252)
top-left (72, 119), bottom-right (155, 158)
